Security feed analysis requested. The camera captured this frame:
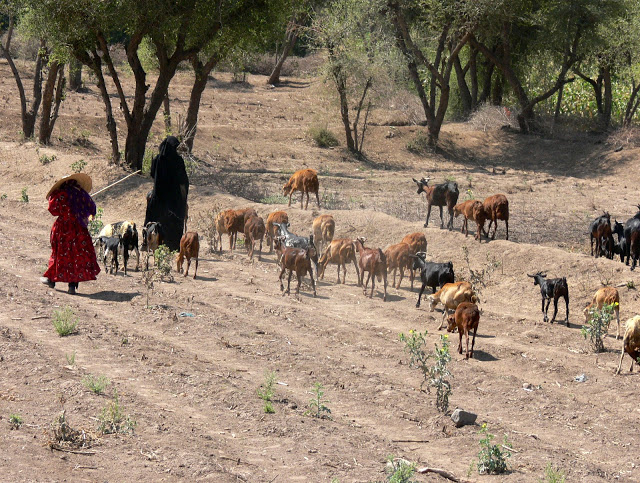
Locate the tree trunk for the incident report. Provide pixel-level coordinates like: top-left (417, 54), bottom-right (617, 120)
top-left (334, 66), bottom-right (356, 152)
top-left (454, 54), bottom-right (473, 118)
top-left (163, 92), bottom-right (171, 134)
top-left (68, 58), bottom-right (82, 91)
top-left (601, 66), bottom-right (612, 130)
top-left (267, 18), bottom-right (299, 85)
top-left (184, 54), bottom-right (220, 152)
top-left (39, 61), bottom-right (66, 144)
top-left (552, 82), bottom-right (564, 133)
top-left (623, 81), bottom-right (640, 127)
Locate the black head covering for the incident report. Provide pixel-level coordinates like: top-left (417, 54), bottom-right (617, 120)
top-left (144, 136), bottom-right (189, 251)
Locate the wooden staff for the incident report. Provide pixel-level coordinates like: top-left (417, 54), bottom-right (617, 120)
top-left (91, 170), bottom-right (142, 197)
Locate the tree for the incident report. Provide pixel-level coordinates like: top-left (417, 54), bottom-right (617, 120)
top-left (387, 0), bottom-right (474, 147)
top-left (313, 0), bottom-right (394, 155)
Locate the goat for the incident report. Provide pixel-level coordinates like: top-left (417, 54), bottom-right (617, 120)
top-left (428, 281), bottom-right (477, 330)
top-left (589, 212), bottom-right (613, 259)
top-left (274, 221), bottom-right (318, 277)
top-left (312, 214), bottom-right (335, 255)
top-left (98, 235), bottom-right (121, 275)
top-left (583, 286), bottom-right (621, 339)
top-left (616, 315), bottom-right (640, 374)
top-left (142, 222), bottom-right (164, 270)
top-left (279, 246), bottom-right (317, 297)
top-left (412, 177), bottom-right (459, 230)
top-left (622, 206), bottom-right (640, 270)
top-left (224, 208), bottom-right (258, 251)
top-left (318, 238), bottom-right (360, 285)
top-left (613, 220), bottom-right (626, 263)
top-left (265, 210), bottom-right (289, 253)
top-left (283, 168), bottom-right (320, 210)
top-left (447, 302), bottom-right (480, 359)
top-left (453, 200), bottom-right (487, 241)
top-left (98, 220), bottom-right (140, 273)
top-left (244, 214), bottom-right (266, 260)
top-left (214, 210), bottom-right (231, 254)
top-left (527, 272), bottom-right (569, 325)
top-left (412, 253), bottom-right (455, 307)
top-left (354, 237), bottom-right (388, 301)
top-left (483, 194), bottom-right (509, 240)
top-left (384, 242), bottom-right (413, 289)
top-left (401, 232), bottom-right (427, 290)
top-left (176, 231), bottom-right (199, 279)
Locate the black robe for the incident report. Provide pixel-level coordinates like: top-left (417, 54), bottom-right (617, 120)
top-left (144, 136), bottom-right (189, 251)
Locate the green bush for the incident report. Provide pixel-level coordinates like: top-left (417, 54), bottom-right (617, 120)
top-left (308, 126), bottom-right (339, 148)
top-left (305, 382), bottom-right (331, 419)
top-left (406, 131), bottom-right (430, 154)
top-left (21, 187), bottom-right (29, 203)
top-left (386, 456), bottom-right (416, 483)
top-left (88, 207), bottom-right (104, 237)
top-left (82, 374), bottom-right (110, 395)
top-left (52, 306), bottom-right (78, 336)
top-left (9, 414), bottom-right (23, 429)
top-left (430, 335), bottom-right (452, 413)
top-left (540, 462), bottom-right (566, 483)
top-left (476, 423), bottom-right (511, 474)
top-left (257, 371), bottom-right (277, 414)
top-left (97, 389), bottom-right (136, 435)
top-left (70, 159), bottom-right (87, 173)
top-left (154, 244), bottom-right (177, 279)
top-left (39, 154), bottom-right (57, 165)
top-left (581, 303), bottom-right (616, 353)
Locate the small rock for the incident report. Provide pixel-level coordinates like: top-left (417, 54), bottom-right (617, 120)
top-left (451, 409), bottom-right (477, 428)
top-left (574, 374), bottom-right (588, 383)
top-left (523, 383), bottom-right (534, 391)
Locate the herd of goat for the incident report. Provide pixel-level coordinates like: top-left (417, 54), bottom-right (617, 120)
top-left (92, 168), bottom-right (640, 372)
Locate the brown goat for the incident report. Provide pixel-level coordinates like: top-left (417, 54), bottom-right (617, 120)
top-left (312, 214), bottom-right (335, 255)
top-left (616, 315), bottom-right (640, 374)
top-left (265, 210), bottom-right (289, 253)
top-left (401, 232), bottom-right (427, 290)
top-left (215, 210), bottom-right (231, 254)
top-left (447, 302), bottom-right (480, 359)
top-left (283, 169), bottom-right (320, 210)
top-left (483, 194), bottom-right (509, 240)
top-left (224, 208), bottom-right (258, 251)
top-left (354, 237), bottom-right (388, 301)
top-left (279, 246), bottom-right (317, 297)
top-left (384, 242), bottom-right (413, 289)
top-left (584, 286), bottom-right (621, 339)
top-left (453, 200), bottom-right (487, 241)
top-left (412, 177), bottom-right (459, 230)
top-left (428, 281), bottom-right (478, 329)
top-left (244, 214), bottom-right (266, 260)
top-left (176, 231), bottom-right (199, 279)
top-left (318, 238), bottom-right (361, 285)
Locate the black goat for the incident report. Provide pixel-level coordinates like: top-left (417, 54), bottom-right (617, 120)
top-left (411, 252), bottom-right (455, 308)
top-left (412, 177), bottom-right (459, 230)
top-left (622, 206), bottom-right (640, 270)
top-left (98, 235), bottom-right (121, 275)
top-left (98, 221), bottom-right (140, 273)
top-left (527, 272), bottom-right (569, 325)
top-left (613, 220), bottom-right (626, 263)
top-left (589, 212), bottom-right (613, 259)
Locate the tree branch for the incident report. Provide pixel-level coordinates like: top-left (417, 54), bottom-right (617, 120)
top-left (97, 31), bottom-right (132, 126)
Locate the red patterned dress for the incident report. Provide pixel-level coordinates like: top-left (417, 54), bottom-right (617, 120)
top-left (43, 181), bottom-right (101, 283)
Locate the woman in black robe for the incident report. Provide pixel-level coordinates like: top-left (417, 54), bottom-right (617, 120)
top-left (144, 136), bottom-right (189, 251)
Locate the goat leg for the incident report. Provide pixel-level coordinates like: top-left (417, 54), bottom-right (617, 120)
top-left (543, 297), bottom-right (549, 323)
top-left (470, 327), bottom-right (476, 359)
top-left (550, 297), bottom-right (559, 323)
top-left (310, 271), bottom-right (317, 297)
top-left (439, 205), bottom-right (444, 229)
top-left (458, 328), bottom-right (463, 354)
top-left (193, 258), bottom-right (198, 279)
top-left (287, 270), bottom-right (293, 294)
top-left (315, 190), bottom-right (320, 208)
top-left (424, 204), bottom-right (432, 228)
top-left (564, 294), bottom-right (570, 326)
top-left (279, 266), bottom-right (286, 292)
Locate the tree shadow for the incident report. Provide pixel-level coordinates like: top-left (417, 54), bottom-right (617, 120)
top-left (273, 80), bottom-right (312, 89)
top-left (79, 290), bottom-right (140, 302)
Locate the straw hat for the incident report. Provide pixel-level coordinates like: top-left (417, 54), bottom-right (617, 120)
top-left (46, 173), bottom-right (92, 199)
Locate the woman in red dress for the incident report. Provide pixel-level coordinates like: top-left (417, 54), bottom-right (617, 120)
top-left (41, 173), bottom-right (101, 294)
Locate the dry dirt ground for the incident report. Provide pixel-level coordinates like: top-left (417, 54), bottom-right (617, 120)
top-left (1, 59), bottom-right (640, 482)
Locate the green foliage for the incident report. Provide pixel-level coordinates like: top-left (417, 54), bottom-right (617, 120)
top-left (142, 149), bottom-right (155, 176)
top-left (257, 371), bottom-right (277, 414)
top-left (305, 382), bottom-right (331, 419)
top-left (627, 280), bottom-right (635, 289)
top-left (385, 456), bottom-right (417, 483)
top-left (70, 159), bottom-right (87, 173)
top-left (65, 351), bottom-right (76, 365)
top-left (82, 374), bottom-right (110, 395)
top-left (52, 306), bottom-right (78, 336)
top-left (308, 125), bottom-right (339, 148)
top-left (406, 131), bottom-right (430, 154)
top-left (476, 423), bottom-right (511, 475)
top-left (260, 194), bottom-right (289, 204)
top-left (97, 389), bottom-right (136, 435)
top-left (39, 154), bottom-right (57, 165)
top-left (582, 303), bottom-right (617, 352)
top-left (399, 329), bottom-right (431, 390)
top-left (465, 189), bottom-right (474, 200)
top-left (154, 244), bottom-right (177, 280)
top-left (430, 335), bottom-right (452, 413)
top-left (137, 36), bottom-right (159, 72)
top-left (9, 414), bottom-right (23, 429)
top-left (88, 207), bottom-right (104, 237)
top-left (21, 187), bottom-right (29, 203)
top-left (539, 463), bottom-right (566, 483)
top-left (0, 194), bottom-right (6, 200)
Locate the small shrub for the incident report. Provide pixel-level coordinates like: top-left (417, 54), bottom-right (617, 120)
top-left (385, 456), bottom-right (417, 483)
top-left (9, 414), bottom-right (23, 429)
top-left (97, 389), bottom-right (136, 435)
top-left (627, 280), bottom-right (635, 290)
top-left (461, 245), bottom-right (501, 299)
top-left (0, 193), bottom-right (6, 200)
top-left (430, 335), bottom-right (452, 413)
top-left (464, 188), bottom-right (475, 200)
top-left (444, 174), bottom-right (456, 182)
top-left (142, 148), bottom-right (155, 175)
top-left (194, 203), bottom-right (222, 254)
top-left (476, 423), bottom-right (511, 474)
top-left (540, 462), bottom-right (566, 483)
top-left (70, 159), bottom-right (87, 173)
top-left (260, 194), bottom-right (289, 204)
top-left (153, 244), bottom-right (176, 280)
top-left (399, 329), bottom-right (431, 390)
top-left (257, 371), bottom-right (277, 414)
top-left (406, 131), bottom-right (430, 154)
top-left (308, 125), bottom-right (339, 148)
top-left (65, 351), bottom-right (76, 365)
top-left (305, 382), bottom-right (331, 419)
top-left (21, 187), bottom-right (29, 203)
top-left (82, 374), bottom-right (110, 395)
top-left (52, 306), bottom-right (78, 336)
top-left (88, 207), bottom-right (104, 237)
top-left (582, 303), bottom-right (616, 353)
top-left (49, 410), bottom-right (92, 449)
top-left (39, 154), bottom-right (57, 165)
